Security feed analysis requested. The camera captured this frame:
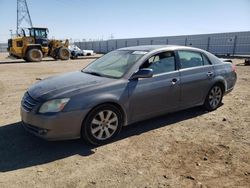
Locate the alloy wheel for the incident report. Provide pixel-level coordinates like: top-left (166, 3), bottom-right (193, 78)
top-left (90, 110), bottom-right (118, 140)
top-left (208, 86), bottom-right (222, 109)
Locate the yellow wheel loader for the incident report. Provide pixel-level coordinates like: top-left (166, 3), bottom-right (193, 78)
top-left (7, 27), bottom-right (70, 62)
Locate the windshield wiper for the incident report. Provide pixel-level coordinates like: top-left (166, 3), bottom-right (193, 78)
top-left (81, 70), bottom-right (103, 77)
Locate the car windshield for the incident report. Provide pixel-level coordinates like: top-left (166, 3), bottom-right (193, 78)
top-left (82, 50), bottom-right (147, 78)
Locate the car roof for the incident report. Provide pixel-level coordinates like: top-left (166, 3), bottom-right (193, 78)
top-left (117, 45), bottom-right (204, 52)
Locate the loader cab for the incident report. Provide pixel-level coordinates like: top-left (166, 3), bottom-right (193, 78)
top-left (29, 27), bottom-right (49, 47)
top-left (29, 27), bottom-right (48, 38)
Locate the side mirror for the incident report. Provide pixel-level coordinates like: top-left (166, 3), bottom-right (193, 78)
top-left (130, 68), bottom-right (153, 80)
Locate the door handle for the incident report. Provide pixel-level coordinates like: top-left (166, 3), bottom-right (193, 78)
top-left (171, 78), bottom-right (178, 85)
top-left (207, 71), bottom-right (214, 77)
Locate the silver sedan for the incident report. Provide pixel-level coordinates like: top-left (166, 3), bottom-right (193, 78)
top-left (21, 45), bottom-right (237, 145)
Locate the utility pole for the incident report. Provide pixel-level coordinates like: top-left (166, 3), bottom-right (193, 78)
top-left (9, 30), bottom-right (13, 38)
top-left (17, 0), bottom-right (33, 34)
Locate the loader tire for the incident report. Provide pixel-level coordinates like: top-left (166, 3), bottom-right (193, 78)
top-left (58, 47), bottom-right (70, 60)
top-left (26, 49), bottom-right (43, 62)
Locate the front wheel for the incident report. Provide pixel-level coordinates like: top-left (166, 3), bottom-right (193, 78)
top-left (204, 85), bottom-right (223, 111)
top-left (81, 104), bottom-right (123, 145)
top-left (58, 47), bottom-right (70, 60)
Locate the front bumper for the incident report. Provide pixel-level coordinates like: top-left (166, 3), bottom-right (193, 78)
top-left (21, 107), bottom-right (87, 141)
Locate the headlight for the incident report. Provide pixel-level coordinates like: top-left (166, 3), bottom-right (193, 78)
top-left (39, 98), bottom-right (70, 113)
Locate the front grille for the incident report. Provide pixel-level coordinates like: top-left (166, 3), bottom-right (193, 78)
top-left (21, 92), bottom-right (38, 112)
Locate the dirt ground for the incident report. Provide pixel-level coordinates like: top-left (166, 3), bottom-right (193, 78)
top-left (0, 53), bottom-right (249, 188)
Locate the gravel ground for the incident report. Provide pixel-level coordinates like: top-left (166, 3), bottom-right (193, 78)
top-left (0, 56), bottom-right (249, 188)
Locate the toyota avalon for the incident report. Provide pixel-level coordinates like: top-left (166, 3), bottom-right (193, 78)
top-left (21, 45), bottom-right (237, 145)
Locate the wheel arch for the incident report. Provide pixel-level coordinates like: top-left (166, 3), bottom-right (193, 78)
top-left (214, 81), bottom-right (226, 94)
top-left (202, 78), bottom-right (226, 104)
top-left (24, 45), bottom-right (43, 57)
top-left (83, 101), bottom-right (128, 127)
top-left (204, 80), bottom-right (225, 111)
top-left (212, 77), bottom-right (227, 94)
top-left (25, 44), bottom-right (42, 53)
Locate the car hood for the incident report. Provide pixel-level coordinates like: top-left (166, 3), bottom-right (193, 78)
top-left (28, 71), bottom-right (113, 101)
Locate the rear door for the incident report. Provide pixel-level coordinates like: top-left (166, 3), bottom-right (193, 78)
top-left (177, 50), bottom-right (214, 108)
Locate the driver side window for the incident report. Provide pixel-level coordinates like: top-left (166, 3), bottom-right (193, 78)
top-left (141, 51), bottom-right (176, 75)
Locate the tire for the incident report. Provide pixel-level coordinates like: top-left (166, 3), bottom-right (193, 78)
top-left (204, 84), bottom-right (223, 111)
top-left (23, 57), bottom-right (29, 62)
top-left (245, 59), bottom-right (250, 66)
top-left (70, 55), bottom-right (77, 59)
top-left (81, 104), bottom-right (123, 145)
top-left (26, 48), bottom-right (43, 62)
top-left (58, 47), bottom-right (70, 60)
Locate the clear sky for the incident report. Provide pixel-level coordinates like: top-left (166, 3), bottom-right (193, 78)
top-left (0, 0), bottom-right (250, 42)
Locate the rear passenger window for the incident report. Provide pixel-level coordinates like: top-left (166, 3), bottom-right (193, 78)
top-left (178, 51), bottom-right (203, 69)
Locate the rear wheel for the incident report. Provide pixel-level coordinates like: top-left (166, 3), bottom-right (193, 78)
top-left (204, 85), bottom-right (223, 111)
top-left (81, 104), bottom-right (123, 145)
top-left (58, 47), bottom-right (70, 60)
top-left (26, 48), bottom-right (43, 62)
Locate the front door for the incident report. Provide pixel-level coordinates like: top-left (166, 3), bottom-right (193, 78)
top-left (128, 51), bottom-right (181, 123)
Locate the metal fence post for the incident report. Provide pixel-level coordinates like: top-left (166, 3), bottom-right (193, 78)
top-left (125, 40), bottom-right (127, 47)
top-left (84, 42), bottom-right (87, 50)
top-left (233, 35), bottom-right (238, 56)
top-left (99, 41), bottom-right (101, 53)
top-left (106, 41), bottom-right (109, 53)
top-left (207, 37), bottom-right (210, 52)
top-left (166, 38), bottom-right (168, 44)
top-left (115, 40), bottom-right (118, 49)
top-left (137, 40), bottom-right (139, 46)
top-left (185, 37), bottom-right (187, 46)
top-left (150, 40), bottom-right (153, 45)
